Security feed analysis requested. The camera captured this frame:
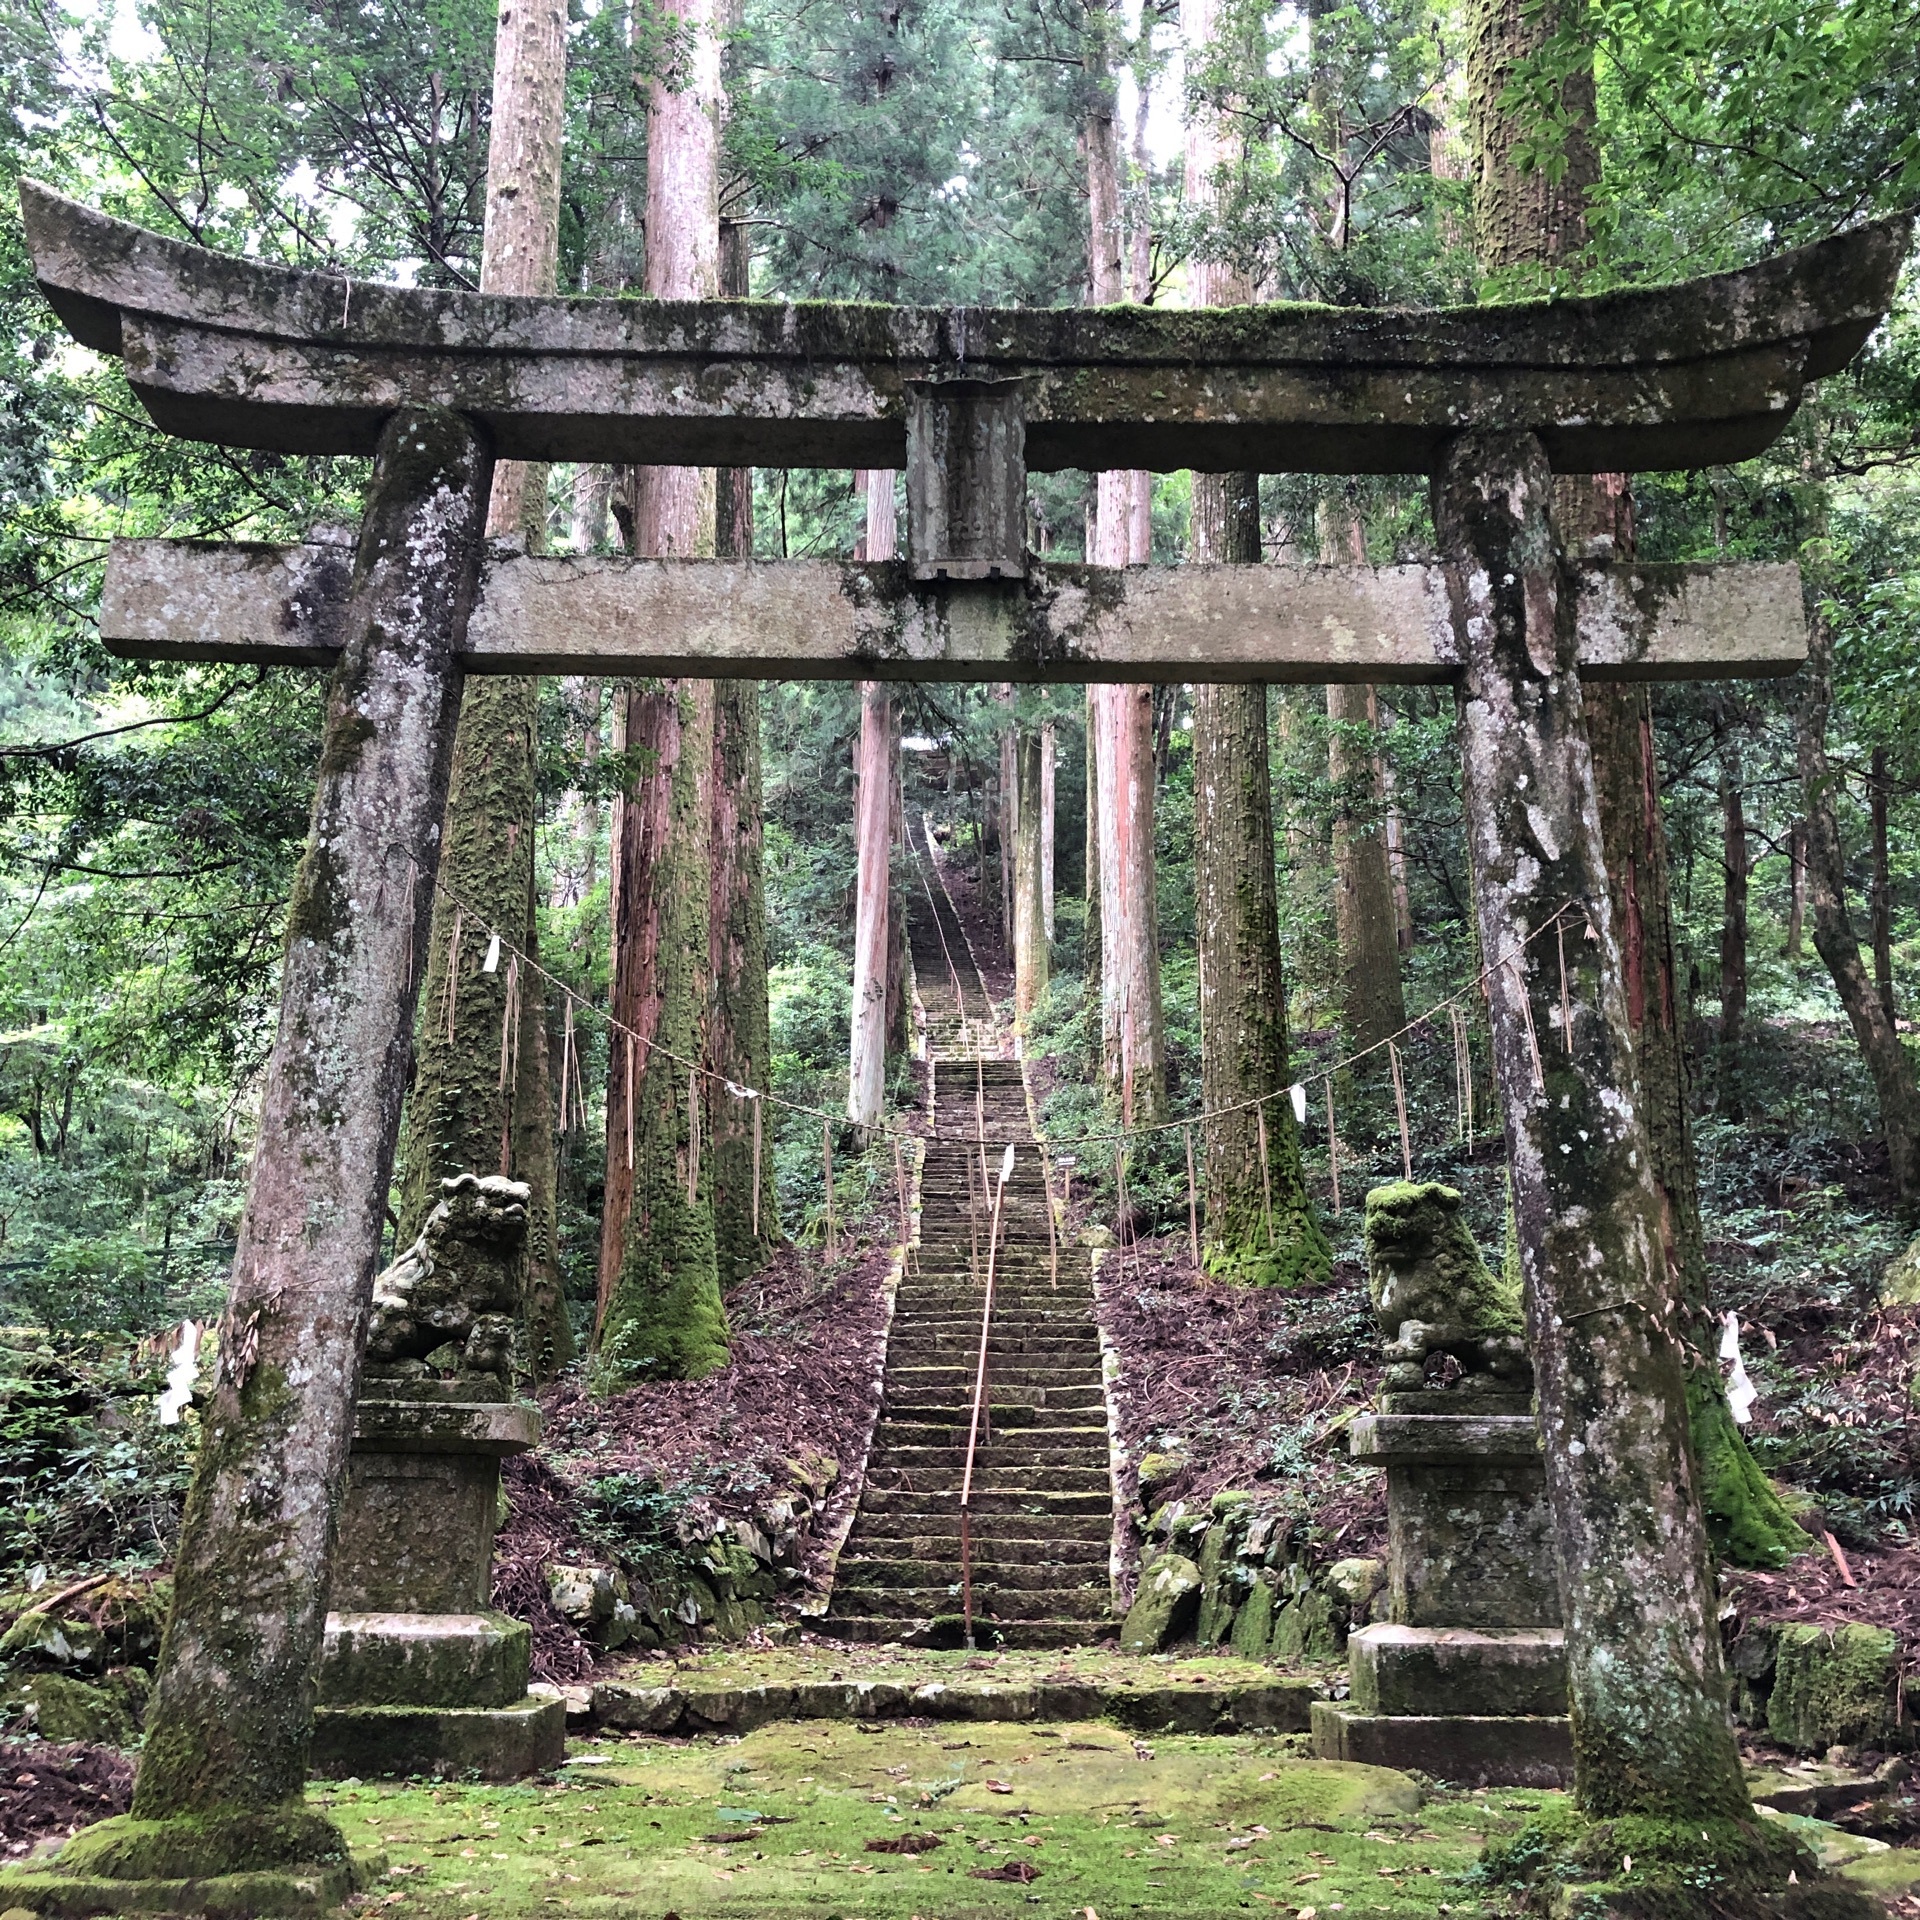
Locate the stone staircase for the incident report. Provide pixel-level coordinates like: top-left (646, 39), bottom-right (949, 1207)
top-left (823, 845), bottom-right (1117, 1649)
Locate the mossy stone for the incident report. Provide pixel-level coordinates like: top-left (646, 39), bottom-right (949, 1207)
top-left (0, 1610), bottom-right (107, 1671)
top-left (1881, 1233), bottom-right (1920, 1306)
top-left (1365, 1180), bottom-right (1522, 1339)
top-left (1229, 1576), bottom-right (1276, 1658)
top-left (1120, 1554), bottom-right (1201, 1653)
top-left (17, 1671), bottom-right (142, 1746)
top-left (1270, 1589), bottom-right (1341, 1664)
top-left (1767, 1625), bottom-right (1904, 1754)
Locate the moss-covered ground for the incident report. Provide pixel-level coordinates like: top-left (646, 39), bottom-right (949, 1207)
top-left (605, 1638), bottom-right (1307, 1693)
top-left (321, 1723), bottom-right (1540, 1917)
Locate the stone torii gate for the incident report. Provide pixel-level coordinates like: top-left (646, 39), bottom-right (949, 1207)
top-left (13, 178), bottom-right (1910, 1905)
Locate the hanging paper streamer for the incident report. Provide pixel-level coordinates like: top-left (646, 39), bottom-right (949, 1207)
top-left (687, 1066), bottom-right (701, 1204)
top-left (1289, 1082), bottom-right (1308, 1125)
top-left (558, 996), bottom-right (576, 1133)
top-left (750, 1095), bottom-right (764, 1242)
top-left (1255, 1100), bottom-right (1275, 1247)
top-left (1389, 1040), bottom-right (1412, 1182)
top-left (1556, 914), bottom-right (1574, 1055)
top-left (1326, 1078), bottom-right (1341, 1217)
top-left (482, 931), bottom-right (502, 974)
top-left (444, 908), bottom-right (464, 1042)
top-left (1511, 955), bottom-right (1546, 1091)
top-left (1719, 1312), bottom-right (1758, 1425)
top-left (155, 1320), bottom-right (201, 1426)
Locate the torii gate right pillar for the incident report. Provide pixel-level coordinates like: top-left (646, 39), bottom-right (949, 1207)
top-left (1434, 431), bottom-right (1751, 1817)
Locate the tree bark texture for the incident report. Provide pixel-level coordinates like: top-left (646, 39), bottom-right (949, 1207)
top-left (1872, 745), bottom-right (1896, 1026)
top-left (597, 680), bottom-right (729, 1381)
top-left (1463, 0), bottom-right (1598, 281)
top-left (999, 689), bottom-right (1016, 961)
top-left (598, 0), bottom-right (728, 1358)
top-left (709, 677), bottom-right (776, 1286)
top-left (885, 700), bottom-right (911, 1054)
top-left (1013, 728), bottom-right (1049, 1027)
top-left (1440, 428), bottom-right (1749, 1822)
top-left (1718, 731), bottom-right (1749, 1119)
top-left (1040, 721), bottom-right (1056, 943)
top-left (1084, 691), bottom-right (1102, 985)
top-left (849, 680), bottom-right (894, 1128)
top-left (1091, 682), bottom-right (1166, 1124)
top-left (132, 408), bottom-right (491, 1830)
top-left (1193, 669), bottom-right (1330, 1290)
top-left (513, 880), bottom-right (574, 1375)
top-left (1327, 679), bottom-right (1408, 1054)
top-left (1799, 612), bottom-right (1920, 1204)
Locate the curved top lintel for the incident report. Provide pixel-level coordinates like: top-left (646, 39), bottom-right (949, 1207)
top-left (19, 181), bottom-right (1912, 476)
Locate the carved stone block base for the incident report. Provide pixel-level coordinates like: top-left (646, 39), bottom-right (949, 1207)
top-left (1348, 1623), bottom-right (1567, 1717)
top-left (310, 1693), bottom-right (565, 1782)
top-left (1310, 1699), bottom-right (1572, 1787)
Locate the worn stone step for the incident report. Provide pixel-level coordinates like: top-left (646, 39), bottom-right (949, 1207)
top-left (847, 1526), bottom-right (1111, 1562)
top-left (836, 1556), bottom-right (1108, 1593)
top-left (873, 1421), bottom-right (1109, 1450)
top-left (833, 1588), bottom-right (1112, 1626)
top-left (866, 1461), bottom-right (1110, 1492)
top-left (818, 1617), bottom-right (1109, 1650)
top-left (883, 1399), bottom-right (1104, 1426)
top-left (885, 1364), bottom-right (1101, 1392)
top-left (869, 1441), bottom-right (1108, 1471)
top-left (859, 1486), bottom-right (1110, 1517)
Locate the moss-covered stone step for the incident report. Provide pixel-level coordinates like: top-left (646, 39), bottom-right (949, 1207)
top-left (818, 1615), bottom-right (1105, 1649)
top-left (867, 1461), bottom-right (1109, 1492)
top-left (859, 1486), bottom-right (1109, 1519)
top-left (831, 1582), bottom-right (1111, 1621)
top-left (868, 1443), bottom-right (1108, 1473)
top-left (850, 1515), bottom-right (1113, 1550)
top-left (873, 1419), bottom-right (1109, 1450)
top-left (884, 1383), bottom-right (1106, 1411)
top-left (886, 1329), bottom-right (1101, 1356)
top-left (583, 1681), bottom-right (1313, 1743)
top-left (836, 1554), bottom-right (1106, 1590)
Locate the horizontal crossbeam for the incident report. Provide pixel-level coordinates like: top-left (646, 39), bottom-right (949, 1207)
top-left (101, 538), bottom-right (1806, 684)
top-left (23, 184), bottom-right (1908, 477)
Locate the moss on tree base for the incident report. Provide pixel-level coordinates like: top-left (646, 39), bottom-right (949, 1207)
top-left (1478, 1806), bottom-right (1880, 1918)
top-left (52, 1806), bottom-right (347, 1880)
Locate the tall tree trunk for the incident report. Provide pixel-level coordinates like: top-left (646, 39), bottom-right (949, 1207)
top-left (1800, 612), bottom-right (1920, 1203)
top-left (999, 686), bottom-right (1017, 961)
top-left (849, 678), bottom-right (893, 1128)
top-left (1183, 0), bottom-right (1325, 1286)
top-left (707, 204), bottom-right (776, 1287)
top-left (1091, 682), bottom-right (1166, 1124)
top-left (1084, 691), bottom-right (1102, 984)
top-left (1040, 719), bottom-right (1056, 942)
top-left (1084, 0), bottom-right (1161, 1116)
top-left (1872, 744), bottom-right (1896, 1025)
top-left (1441, 428), bottom-right (1755, 1832)
top-left (596, 0), bottom-right (729, 1376)
top-left (393, 0), bottom-right (566, 1372)
top-left (885, 699), bottom-right (911, 1054)
top-left (1326, 678), bottom-right (1408, 1054)
top-left (1787, 818), bottom-right (1807, 957)
top-left (1718, 728), bottom-right (1749, 1120)
top-left (1472, 0), bottom-right (1805, 1567)
top-left (1013, 728), bottom-right (1049, 1028)
top-left (516, 877), bottom-right (574, 1375)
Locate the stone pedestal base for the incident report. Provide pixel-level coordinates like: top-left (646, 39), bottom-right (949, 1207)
top-left (1348, 1622), bottom-right (1566, 1717)
top-left (1311, 1699), bottom-right (1572, 1787)
top-left (311, 1692), bottom-right (564, 1781)
top-left (312, 1388), bottom-right (556, 1781)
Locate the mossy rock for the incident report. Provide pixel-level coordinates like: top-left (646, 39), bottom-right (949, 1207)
top-left (1120, 1554), bottom-right (1201, 1653)
top-left (1323, 1557), bottom-right (1386, 1613)
top-left (10, 1671), bottom-right (146, 1745)
top-left (1270, 1589), bottom-right (1341, 1664)
top-left (0, 1609), bottom-right (107, 1672)
top-left (56, 1805), bottom-right (347, 1879)
top-left (1881, 1233), bottom-right (1920, 1306)
top-left (1135, 1451), bottom-right (1186, 1506)
top-left (1229, 1576), bottom-right (1276, 1658)
top-left (1766, 1625), bottom-right (1905, 1754)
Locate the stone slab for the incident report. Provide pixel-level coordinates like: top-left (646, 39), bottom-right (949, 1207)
top-left (24, 181), bottom-right (1910, 475)
top-left (0, 1852), bottom-right (382, 1917)
top-left (1310, 1700), bottom-right (1573, 1787)
top-left (1350, 1412), bottom-right (1543, 1463)
top-left (317, 1610), bottom-right (530, 1710)
top-left (99, 539), bottom-right (1809, 687)
top-left (1348, 1623), bottom-right (1567, 1717)
top-left (351, 1397), bottom-right (541, 1456)
top-left (587, 1675), bottom-right (1315, 1736)
top-left (310, 1692), bottom-right (564, 1781)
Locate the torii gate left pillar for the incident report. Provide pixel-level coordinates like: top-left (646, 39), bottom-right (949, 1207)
top-left (6, 180), bottom-right (1906, 1913)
